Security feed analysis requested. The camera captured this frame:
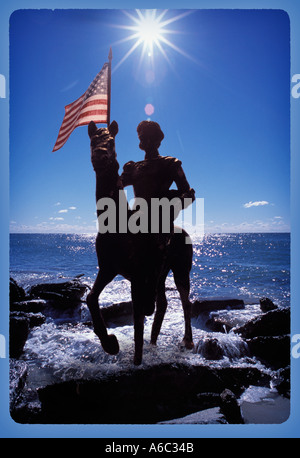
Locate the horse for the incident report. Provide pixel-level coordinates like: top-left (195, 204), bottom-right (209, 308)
top-left (86, 120), bottom-right (194, 365)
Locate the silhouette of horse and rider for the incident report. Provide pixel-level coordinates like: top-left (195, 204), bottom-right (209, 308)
top-left (86, 120), bottom-right (195, 365)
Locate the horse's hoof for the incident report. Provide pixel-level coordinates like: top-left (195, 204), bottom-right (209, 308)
top-left (181, 339), bottom-right (194, 350)
top-left (102, 334), bottom-right (119, 355)
top-left (186, 341), bottom-right (194, 350)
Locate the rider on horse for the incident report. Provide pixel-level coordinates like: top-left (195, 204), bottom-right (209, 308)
top-left (121, 120), bottom-right (195, 239)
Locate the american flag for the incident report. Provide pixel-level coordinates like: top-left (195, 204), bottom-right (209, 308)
top-left (53, 63), bottom-right (109, 152)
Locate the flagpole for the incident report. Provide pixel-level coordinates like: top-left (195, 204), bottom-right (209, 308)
top-left (107, 47), bottom-right (112, 126)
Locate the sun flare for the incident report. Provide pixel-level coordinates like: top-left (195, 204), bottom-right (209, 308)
top-left (113, 9), bottom-right (195, 72)
top-left (135, 10), bottom-right (164, 53)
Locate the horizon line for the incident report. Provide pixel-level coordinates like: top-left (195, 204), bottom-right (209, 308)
top-left (9, 230), bottom-right (291, 235)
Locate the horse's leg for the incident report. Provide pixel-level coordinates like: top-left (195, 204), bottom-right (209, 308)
top-left (86, 270), bottom-right (119, 355)
top-left (131, 278), bottom-right (148, 365)
top-left (173, 271), bottom-right (194, 349)
top-left (133, 306), bottom-right (145, 366)
top-left (150, 273), bottom-right (168, 345)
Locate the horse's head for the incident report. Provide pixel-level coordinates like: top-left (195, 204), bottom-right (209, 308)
top-left (88, 120), bottom-right (119, 175)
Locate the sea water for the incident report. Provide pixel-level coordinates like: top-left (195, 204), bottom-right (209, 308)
top-left (10, 232), bottom-right (290, 307)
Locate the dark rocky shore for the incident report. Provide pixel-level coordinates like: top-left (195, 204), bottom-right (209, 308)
top-left (9, 277), bottom-right (290, 424)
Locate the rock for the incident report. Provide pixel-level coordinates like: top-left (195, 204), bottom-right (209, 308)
top-left (10, 299), bottom-right (47, 314)
top-left (37, 364), bottom-right (271, 423)
top-left (195, 392), bottom-right (220, 410)
top-left (9, 359), bottom-right (42, 423)
top-left (9, 308), bottom-right (45, 359)
top-left (10, 311), bottom-right (46, 328)
top-left (232, 307), bottom-right (290, 369)
top-left (247, 335), bottom-right (290, 369)
top-left (273, 366), bottom-right (290, 399)
top-left (10, 277), bottom-right (26, 304)
top-left (9, 359), bottom-right (28, 409)
top-left (260, 297), bottom-right (278, 313)
top-left (233, 307), bottom-right (290, 339)
top-left (215, 366), bottom-right (270, 397)
top-left (158, 407), bottom-right (227, 424)
top-left (10, 387), bottom-right (42, 424)
top-left (82, 301), bottom-right (134, 328)
top-left (192, 299), bottom-right (244, 316)
top-left (220, 389), bottom-right (244, 424)
top-left (9, 315), bottom-right (29, 358)
top-left (195, 337), bottom-right (224, 360)
top-left (205, 315), bottom-right (233, 333)
top-left (195, 334), bottom-right (249, 361)
top-left (28, 280), bottom-right (88, 308)
top-left (101, 301), bottom-right (133, 325)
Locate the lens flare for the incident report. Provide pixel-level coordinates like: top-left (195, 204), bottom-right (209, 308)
top-left (144, 103), bottom-right (154, 116)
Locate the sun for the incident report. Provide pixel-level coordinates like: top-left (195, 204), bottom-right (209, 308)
top-left (113, 9), bottom-right (195, 72)
top-left (135, 10), bottom-right (164, 53)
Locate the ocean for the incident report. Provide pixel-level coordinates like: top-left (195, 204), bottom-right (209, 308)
top-left (9, 232), bottom-right (290, 423)
top-left (10, 232), bottom-right (290, 307)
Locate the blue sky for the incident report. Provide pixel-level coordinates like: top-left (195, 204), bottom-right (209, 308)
top-left (9, 8), bottom-right (290, 234)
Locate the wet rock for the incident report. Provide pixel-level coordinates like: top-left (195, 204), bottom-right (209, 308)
top-left (37, 364), bottom-right (271, 423)
top-left (9, 359), bottom-right (42, 423)
top-left (9, 306), bottom-right (46, 359)
top-left (205, 315), bottom-right (233, 333)
top-left (9, 360), bottom-right (28, 409)
top-left (220, 389), bottom-right (244, 424)
top-left (9, 315), bottom-right (29, 358)
top-left (29, 279), bottom-right (88, 308)
top-left (192, 299), bottom-right (244, 316)
top-left (195, 392), bottom-right (220, 410)
top-left (82, 301), bottom-right (134, 328)
top-left (10, 387), bottom-right (42, 424)
top-left (10, 277), bottom-right (26, 304)
top-left (273, 366), bottom-right (290, 399)
top-left (247, 335), bottom-right (290, 369)
top-left (10, 299), bottom-right (47, 314)
top-left (233, 307), bottom-right (290, 339)
top-left (101, 301), bottom-right (133, 325)
top-left (195, 337), bottom-right (224, 360)
top-left (10, 311), bottom-right (46, 329)
top-left (195, 334), bottom-right (249, 361)
top-left (260, 297), bottom-right (278, 313)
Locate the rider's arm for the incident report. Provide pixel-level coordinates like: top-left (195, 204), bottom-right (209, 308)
top-left (171, 162), bottom-right (195, 206)
top-left (120, 161), bottom-right (135, 187)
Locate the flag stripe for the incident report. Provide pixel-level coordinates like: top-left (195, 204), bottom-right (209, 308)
top-left (54, 99), bottom-right (85, 141)
top-left (65, 94), bottom-right (85, 111)
top-left (76, 114), bottom-right (107, 126)
top-left (63, 95), bottom-right (85, 120)
top-left (53, 63), bottom-right (109, 151)
top-left (53, 109), bottom-right (108, 151)
top-left (80, 103), bottom-right (107, 115)
top-left (77, 108), bottom-right (107, 120)
top-left (53, 126), bottom-right (76, 149)
top-left (57, 109), bottom-right (82, 136)
top-left (83, 93), bottom-right (108, 102)
top-left (58, 103), bottom-right (107, 138)
top-left (53, 135), bottom-right (72, 151)
top-left (53, 132), bottom-right (73, 151)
